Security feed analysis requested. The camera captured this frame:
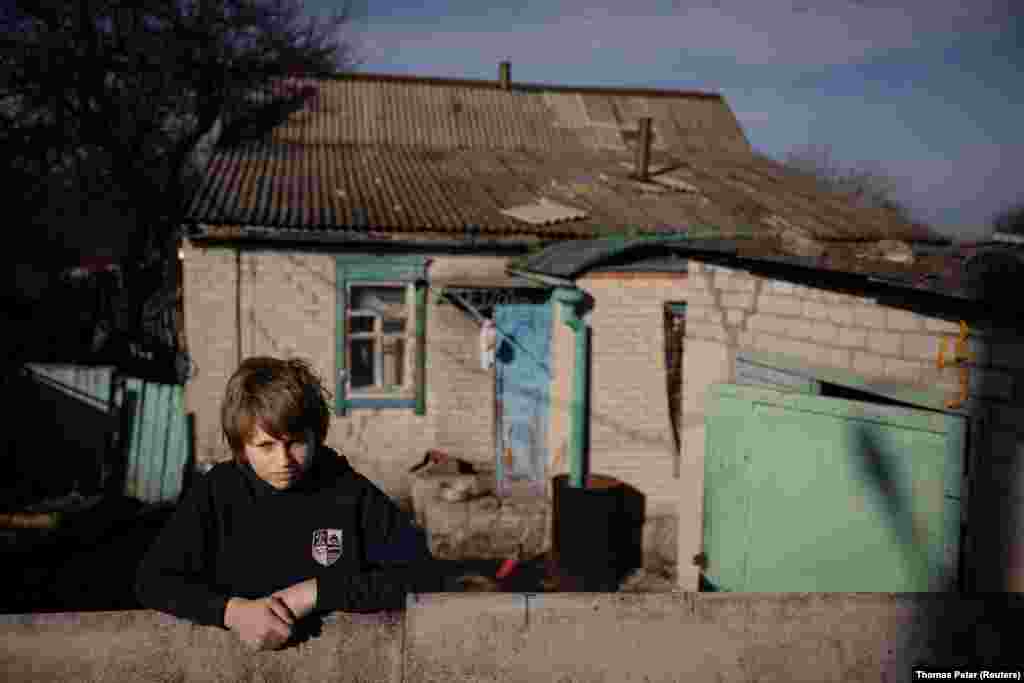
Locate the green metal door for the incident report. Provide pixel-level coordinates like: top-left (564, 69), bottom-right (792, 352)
top-left (703, 383), bottom-right (964, 592)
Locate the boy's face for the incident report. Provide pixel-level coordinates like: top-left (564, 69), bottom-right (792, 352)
top-left (242, 424), bottom-right (313, 490)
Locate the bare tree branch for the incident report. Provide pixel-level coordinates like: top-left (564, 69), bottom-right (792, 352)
top-left (6, 0), bottom-right (362, 369)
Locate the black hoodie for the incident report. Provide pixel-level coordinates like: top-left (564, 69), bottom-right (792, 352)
top-left (135, 447), bottom-right (439, 627)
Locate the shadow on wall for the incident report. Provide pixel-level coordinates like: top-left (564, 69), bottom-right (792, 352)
top-left (877, 263), bottom-right (1021, 667)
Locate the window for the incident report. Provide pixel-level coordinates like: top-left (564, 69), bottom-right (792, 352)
top-left (336, 256), bottom-right (428, 415)
top-left (347, 283), bottom-right (412, 395)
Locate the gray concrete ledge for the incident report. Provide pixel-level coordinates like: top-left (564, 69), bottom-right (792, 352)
top-left (2, 594), bottom-right (1020, 682)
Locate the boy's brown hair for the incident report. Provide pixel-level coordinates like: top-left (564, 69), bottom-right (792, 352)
top-left (221, 356), bottom-right (331, 461)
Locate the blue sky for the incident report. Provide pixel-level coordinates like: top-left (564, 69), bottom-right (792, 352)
top-left (313, 0), bottom-right (1022, 241)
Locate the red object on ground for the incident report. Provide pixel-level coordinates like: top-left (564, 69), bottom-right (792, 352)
top-left (496, 559), bottom-right (518, 580)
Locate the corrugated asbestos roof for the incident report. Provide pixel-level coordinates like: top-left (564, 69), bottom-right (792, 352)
top-left (186, 73), bottom-right (932, 245)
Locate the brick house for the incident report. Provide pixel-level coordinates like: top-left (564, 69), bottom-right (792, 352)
top-left (517, 232), bottom-right (1024, 591)
top-left (179, 66), bottom-right (948, 578)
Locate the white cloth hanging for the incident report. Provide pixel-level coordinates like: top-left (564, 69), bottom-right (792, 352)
top-left (480, 319), bottom-right (497, 369)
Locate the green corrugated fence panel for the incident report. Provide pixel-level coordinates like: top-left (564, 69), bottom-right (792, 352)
top-left (161, 387), bottom-right (188, 502)
top-left (704, 383), bottom-right (965, 592)
top-left (139, 380), bottom-right (159, 502)
top-left (121, 378), bottom-right (189, 504)
top-left (124, 377), bottom-right (145, 501)
top-left (149, 384), bottom-right (170, 503)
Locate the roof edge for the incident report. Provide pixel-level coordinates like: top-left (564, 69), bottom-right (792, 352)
top-left (186, 223), bottom-right (559, 251)
top-left (289, 70), bottom-right (725, 100)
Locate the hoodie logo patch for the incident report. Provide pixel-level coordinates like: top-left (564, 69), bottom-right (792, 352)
top-left (312, 529), bottom-right (343, 567)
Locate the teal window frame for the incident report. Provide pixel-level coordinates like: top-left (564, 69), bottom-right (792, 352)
top-left (336, 256), bottom-right (428, 415)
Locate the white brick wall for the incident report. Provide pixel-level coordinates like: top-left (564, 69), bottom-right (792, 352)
top-left (676, 257), bottom-right (1024, 591)
top-left (183, 245), bottom-right (524, 503)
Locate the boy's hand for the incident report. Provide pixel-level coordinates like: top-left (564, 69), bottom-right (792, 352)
top-left (224, 596), bottom-right (295, 651)
top-left (271, 578), bottom-right (318, 621)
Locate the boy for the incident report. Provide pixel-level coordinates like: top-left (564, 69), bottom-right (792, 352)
top-left (135, 356), bottom-right (439, 651)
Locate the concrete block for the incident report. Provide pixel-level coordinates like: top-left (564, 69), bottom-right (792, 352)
top-left (753, 333), bottom-right (819, 361)
top-left (757, 295), bottom-right (803, 316)
top-left (903, 333), bottom-right (941, 363)
top-left (732, 275), bottom-right (758, 292)
top-left (713, 270), bottom-right (733, 290)
top-left (785, 317), bottom-right (817, 340)
top-left (853, 306), bottom-right (887, 328)
top-left (810, 346), bottom-right (851, 370)
top-left (747, 314), bottom-right (791, 336)
top-left (802, 301), bottom-right (831, 321)
top-left (809, 321), bottom-right (839, 344)
top-left (924, 318), bottom-right (962, 335)
top-left (853, 352), bottom-right (886, 378)
top-left (687, 321), bottom-right (729, 343)
top-left (867, 330), bottom-right (902, 356)
top-left (883, 358), bottom-right (923, 383)
top-left (886, 307), bottom-right (924, 331)
top-left (684, 290), bottom-right (719, 307)
top-left (688, 306), bottom-right (722, 323)
top-left (827, 306), bottom-right (855, 326)
top-left (837, 326), bottom-right (868, 348)
top-left (726, 309), bottom-right (745, 325)
top-left (721, 292), bottom-right (755, 310)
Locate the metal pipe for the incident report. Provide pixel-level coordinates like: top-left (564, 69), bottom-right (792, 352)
top-left (551, 287), bottom-right (587, 489)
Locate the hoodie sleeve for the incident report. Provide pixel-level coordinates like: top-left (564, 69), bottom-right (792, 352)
top-left (314, 476), bottom-right (443, 613)
top-left (134, 472), bottom-right (231, 628)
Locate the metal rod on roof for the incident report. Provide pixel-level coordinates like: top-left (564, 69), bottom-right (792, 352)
top-left (636, 117), bottom-right (652, 182)
top-left (499, 61), bottom-right (511, 90)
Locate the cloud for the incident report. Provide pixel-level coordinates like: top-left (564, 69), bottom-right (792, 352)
top-left (354, 0), bottom-right (1011, 73)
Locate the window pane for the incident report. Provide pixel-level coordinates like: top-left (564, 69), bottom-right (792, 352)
top-left (382, 337), bottom-right (405, 388)
top-left (350, 315), bottom-right (374, 334)
top-left (382, 318), bottom-right (406, 334)
top-left (350, 338), bottom-right (375, 389)
top-left (351, 285), bottom-right (407, 319)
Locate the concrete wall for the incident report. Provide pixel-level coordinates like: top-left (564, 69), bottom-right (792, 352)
top-left (678, 260), bottom-right (1024, 591)
top-left (3, 594), bottom-right (1018, 682)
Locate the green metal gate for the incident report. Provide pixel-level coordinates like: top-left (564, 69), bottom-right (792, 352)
top-left (703, 383), bottom-right (965, 592)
